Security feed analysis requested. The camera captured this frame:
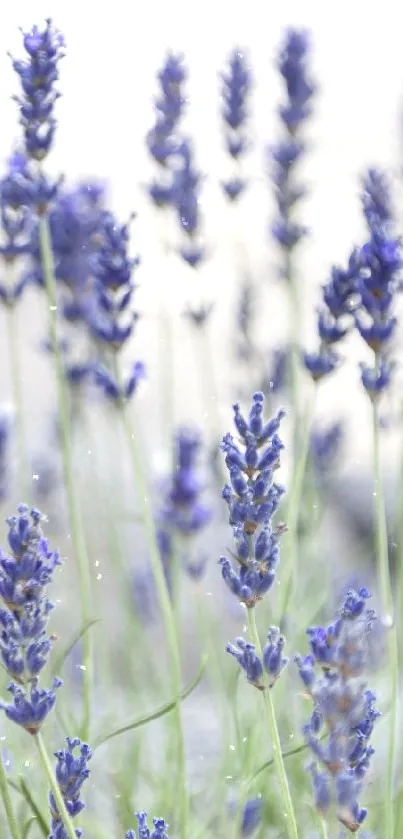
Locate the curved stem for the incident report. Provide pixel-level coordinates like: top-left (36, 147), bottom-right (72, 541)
top-left (278, 390), bottom-right (317, 623)
top-left (6, 305), bottom-right (28, 501)
top-left (117, 395), bottom-right (188, 839)
top-left (372, 398), bottom-right (398, 839)
top-left (34, 732), bottom-right (77, 839)
top-left (247, 609), bottom-right (299, 839)
top-left (38, 217), bottom-right (93, 740)
top-left (0, 755), bottom-right (21, 839)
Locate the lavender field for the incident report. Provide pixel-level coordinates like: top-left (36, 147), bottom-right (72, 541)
top-left (0, 9), bottom-right (401, 839)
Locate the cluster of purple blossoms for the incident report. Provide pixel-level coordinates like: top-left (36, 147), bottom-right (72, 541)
top-left (0, 156), bottom-right (36, 307)
top-left (147, 53), bottom-right (187, 191)
top-left (49, 737), bottom-right (92, 839)
top-left (309, 421), bottom-right (344, 480)
top-left (31, 181), bottom-right (105, 319)
top-left (220, 49), bottom-right (252, 201)
top-left (303, 253), bottom-right (358, 381)
top-left (295, 587), bottom-right (379, 832)
top-left (159, 426), bottom-right (211, 578)
top-left (228, 795), bottom-right (263, 836)
top-left (88, 211), bottom-right (145, 401)
top-left (270, 29), bottom-right (315, 262)
top-left (219, 392), bottom-right (285, 608)
top-left (133, 427), bottom-right (211, 620)
top-left (160, 427), bottom-right (211, 537)
top-left (126, 811), bottom-right (169, 839)
top-left (172, 139), bottom-right (204, 269)
top-left (227, 627), bottom-right (288, 689)
top-left (0, 150), bottom-right (62, 216)
top-left (147, 52), bottom-right (190, 218)
top-left (0, 504), bottom-right (62, 734)
top-left (355, 168), bottom-right (401, 398)
top-left (11, 19), bottom-right (64, 162)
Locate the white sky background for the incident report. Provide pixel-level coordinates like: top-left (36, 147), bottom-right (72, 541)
top-left (0, 0), bottom-right (403, 473)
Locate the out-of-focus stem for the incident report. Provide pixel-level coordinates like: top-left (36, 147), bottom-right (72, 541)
top-left (0, 753), bottom-right (20, 839)
top-left (6, 304), bottom-right (28, 500)
top-left (247, 609), bottom-right (299, 839)
top-left (116, 386), bottom-right (188, 839)
top-left (372, 395), bottom-right (398, 839)
top-left (38, 216), bottom-right (93, 740)
top-left (35, 732), bottom-right (77, 839)
top-left (278, 389), bottom-right (317, 623)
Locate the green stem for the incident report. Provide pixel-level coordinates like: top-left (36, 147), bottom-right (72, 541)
top-left (6, 305), bottom-right (28, 501)
top-left (117, 395), bottom-right (188, 839)
top-left (34, 732), bottom-right (77, 839)
top-left (0, 755), bottom-right (20, 839)
top-left (247, 609), bottom-right (299, 839)
top-left (285, 249), bottom-right (300, 439)
top-left (318, 816), bottom-right (329, 839)
top-left (38, 216), bottom-right (93, 740)
top-left (159, 304), bottom-right (175, 469)
top-left (195, 324), bottom-right (226, 487)
top-left (278, 390), bottom-right (317, 623)
top-left (372, 398), bottom-right (398, 839)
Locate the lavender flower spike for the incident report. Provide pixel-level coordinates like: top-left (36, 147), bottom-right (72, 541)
top-left (0, 504), bottom-right (62, 732)
top-left (354, 168), bottom-right (401, 397)
top-left (270, 29), bottom-right (315, 261)
top-left (220, 48), bottom-right (252, 201)
top-left (126, 811), bottom-right (170, 839)
top-left (147, 52), bottom-right (187, 208)
top-left (303, 252), bottom-right (358, 382)
top-left (219, 392), bottom-right (286, 608)
top-left (172, 139), bottom-right (204, 268)
top-left (49, 736), bottom-right (92, 838)
top-left (295, 587), bottom-right (379, 832)
top-left (227, 628), bottom-right (288, 688)
top-left (11, 19), bottom-right (65, 161)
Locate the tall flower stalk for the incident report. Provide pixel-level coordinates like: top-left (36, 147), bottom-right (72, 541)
top-left (220, 48), bottom-right (252, 202)
top-left (0, 505), bottom-right (77, 838)
top-left (270, 28), bottom-right (315, 421)
top-left (220, 393), bottom-right (299, 839)
top-left (10, 20), bottom-right (94, 739)
top-left (87, 209), bottom-right (188, 839)
top-left (0, 160), bottom-right (35, 498)
top-left (296, 588), bottom-right (379, 834)
top-left (354, 168), bottom-right (401, 839)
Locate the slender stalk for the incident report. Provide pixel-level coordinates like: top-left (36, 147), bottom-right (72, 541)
top-left (117, 395), bottom-right (188, 839)
top-left (38, 217), bottom-right (93, 740)
top-left (6, 305), bottom-right (28, 501)
top-left (34, 732), bottom-right (77, 839)
top-left (0, 754), bottom-right (21, 839)
top-left (285, 249), bottom-right (300, 440)
top-left (318, 816), bottom-right (329, 839)
top-left (247, 609), bottom-right (299, 839)
top-left (194, 323), bottom-right (226, 489)
top-left (159, 304), bottom-right (175, 468)
top-left (372, 398), bottom-right (398, 839)
top-left (278, 390), bottom-right (317, 623)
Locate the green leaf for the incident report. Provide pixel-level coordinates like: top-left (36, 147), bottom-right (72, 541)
top-left (6, 776), bottom-right (49, 838)
top-left (248, 738), bottom-right (311, 783)
top-left (22, 817), bottom-right (38, 839)
top-left (51, 618), bottom-right (100, 676)
top-left (93, 653), bottom-right (208, 749)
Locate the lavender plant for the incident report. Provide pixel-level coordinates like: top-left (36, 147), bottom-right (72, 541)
top-left (10, 19), bottom-right (94, 741)
top-left (220, 49), bottom-right (252, 201)
top-left (147, 53), bottom-right (187, 208)
top-left (0, 14), bottom-right (401, 839)
top-left (220, 392), bottom-right (299, 839)
top-left (296, 587), bottom-right (379, 834)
